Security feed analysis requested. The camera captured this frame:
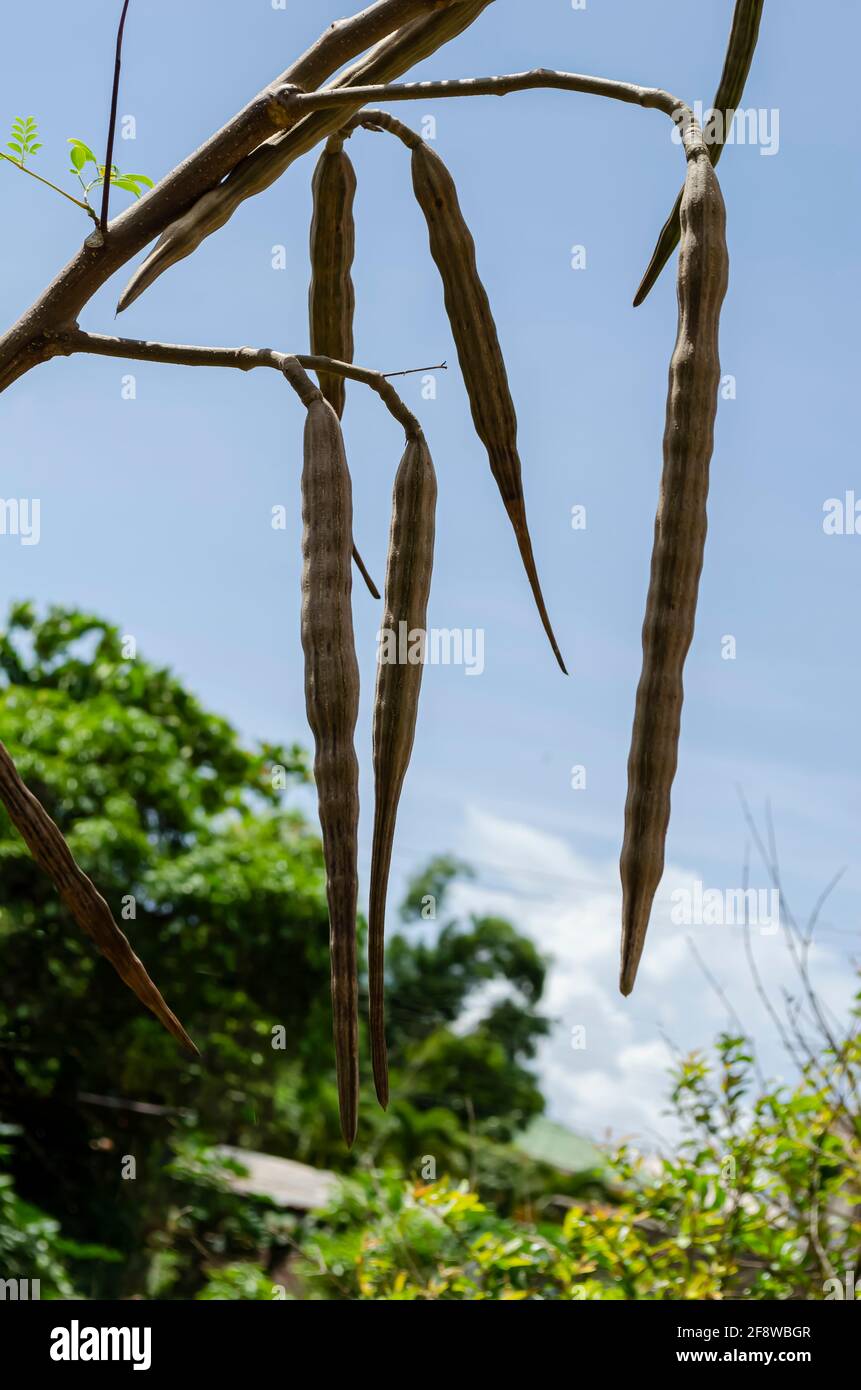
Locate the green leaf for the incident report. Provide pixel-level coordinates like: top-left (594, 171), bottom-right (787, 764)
top-left (111, 177), bottom-right (144, 197)
top-left (69, 145), bottom-right (87, 171)
top-left (67, 138), bottom-right (97, 167)
top-left (28, 143), bottom-right (42, 154)
top-left (7, 143), bottom-right (22, 155)
top-left (126, 173), bottom-right (154, 189)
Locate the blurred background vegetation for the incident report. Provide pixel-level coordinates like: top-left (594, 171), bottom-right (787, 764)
top-left (0, 604), bottom-right (857, 1300)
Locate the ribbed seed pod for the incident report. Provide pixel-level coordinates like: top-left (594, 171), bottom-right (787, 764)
top-left (0, 740), bottom-right (197, 1053)
top-left (309, 140), bottom-right (356, 420)
top-left (368, 430), bottom-right (437, 1107)
top-left (300, 394), bottom-right (361, 1145)
top-left (410, 140), bottom-right (566, 674)
top-left (634, 0), bottom-right (763, 306)
top-left (620, 136), bottom-right (729, 996)
top-left (308, 138), bottom-right (379, 599)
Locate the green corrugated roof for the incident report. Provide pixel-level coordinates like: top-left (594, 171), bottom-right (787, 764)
top-left (515, 1117), bottom-right (605, 1175)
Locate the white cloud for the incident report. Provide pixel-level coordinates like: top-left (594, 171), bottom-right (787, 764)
top-left (448, 806), bottom-right (858, 1151)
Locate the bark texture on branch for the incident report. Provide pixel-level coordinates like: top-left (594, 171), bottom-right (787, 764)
top-left (116, 0), bottom-right (495, 311)
top-left (0, 0), bottom-right (472, 391)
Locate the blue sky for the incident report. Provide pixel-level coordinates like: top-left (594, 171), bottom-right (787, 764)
top-left (2, 1), bottom-right (859, 1145)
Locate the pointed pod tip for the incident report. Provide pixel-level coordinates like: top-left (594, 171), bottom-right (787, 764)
top-left (619, 928), bottom-right (644, 997)
top-left (115, 271), bottom-right (147, 315)
top-left (371, 1042), bottom-right (389, 1110)
top-left (505, 503), bottom-right (567, 675)
top-left (167, 1016), bottom-right (199, 1056)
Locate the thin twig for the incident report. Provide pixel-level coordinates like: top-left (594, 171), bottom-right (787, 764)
top-left (740, 856), bottom-right (803, 1071)
top-left (737, 787), bottom-right (860, 1110)
top-left (285, 68), bottom-right (693, 125)
top-left (0, 152), bottom-right (96, 218)
top-left (382, 360), bottom-right (446, 379)
top-left (686, 935), bottom-right (766, 1092)
top-left (341, 109), bottom-right (424, 148)
top-left (50, 329), bottom-right (424, 436)
top-left (100, 0), bottom-right (132, 233)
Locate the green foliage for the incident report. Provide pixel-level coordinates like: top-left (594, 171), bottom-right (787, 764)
top-left (0, 1129), bottom-right (121, 1298)
top-left (296, 1029), bottom-right (861, 1300)
top-left (196, 1263), bottom-right (284, 1301)
top-left (1, 601), bottom-right (855, 1300)
top-left (6, 116), bottom-right (41, 164)
top-left (373, 858), bottom-right (550, 1165)
top-left (67, 136), bottom-right (153, 201)
top-left (298, 1172), bottom-right (584, 1300)
top-left (0, 602), bottom-right (552, 1297)
top-left (1, 116), bottom-right (152, 216)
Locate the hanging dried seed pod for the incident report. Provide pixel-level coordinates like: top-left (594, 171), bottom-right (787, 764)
top-left (309, 137), bottom-right (356, 419)
top-left (368, 429), bottom-right (437, 1107)
top-left (620, 129), bottom-right (729, 996)
top-left (410, 139), bottom-right (566, 674)
top-left (634, 0), bottom-right (763, 306)
top-left (308, 137), bottom-right (379, 599)
top-left (0, 740), bottom-right (197, 1052)
top-left (300, 392), bottom-right (361, 1145)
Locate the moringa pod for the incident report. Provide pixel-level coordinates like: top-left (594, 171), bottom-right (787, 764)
top-left (308, 138), bottom-right (380, 599)
top-left (620, 129), bottom-right (729, 996)
top-left (0, 739), bottom-right (197, 1053)
top-left (300, 394), bottom-right (361, 1144)
top-left (309, 137), bottom-right (356, 421)
top-left (410, 139), bottom-right (566, 674)
top-left (634, 0), bottom-right (763, 306)
top-left (368, 429), bottom-right (437, 1107)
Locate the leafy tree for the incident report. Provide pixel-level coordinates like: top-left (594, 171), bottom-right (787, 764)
top-left (0, 603), bottom-right (552, 1295)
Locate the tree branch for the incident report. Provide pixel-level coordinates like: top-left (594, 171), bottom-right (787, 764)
top-left (51, 328), bottom-right (426, 437)
top-left (115, 0), bottom-right (495, 313)
top-left (0, 0), bottom-right (464, 392)
top-left (116, 68), bottom-right (696, 315)
top-left (291, 67), bottom-right (691, 121)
